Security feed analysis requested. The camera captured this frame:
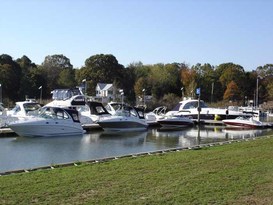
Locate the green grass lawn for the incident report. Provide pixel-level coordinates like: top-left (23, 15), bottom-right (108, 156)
top-left (1, 136), bottom-right (273, 204)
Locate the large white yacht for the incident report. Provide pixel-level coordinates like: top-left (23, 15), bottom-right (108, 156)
top-left (8, 107), bottom-right (84, 137)
top-left (165, 98), bottom-right (257, 121)
top-left (45, 89), bottom-right (112, 129)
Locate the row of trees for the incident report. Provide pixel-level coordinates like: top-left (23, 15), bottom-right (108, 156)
top-left (0, 53), bottom-right (273, 109)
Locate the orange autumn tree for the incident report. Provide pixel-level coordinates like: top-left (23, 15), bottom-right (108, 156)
top-left (180, 67), bottom-right (197, 97)
top-left (223, 80), bottom-right (241, 102)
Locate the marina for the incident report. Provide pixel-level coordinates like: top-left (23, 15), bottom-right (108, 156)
top-left (1, 88), bottom-right (273, 175)
top-left (1, 124), bottom-right (273, 174)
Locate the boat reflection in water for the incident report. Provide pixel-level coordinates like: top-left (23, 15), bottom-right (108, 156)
top-left (153, 126), bottom-right (270, 148)
top-left (222, 127), bottom-right (264, 139)
top-left (1, 126), bottom-right (272, 173)
top-left (80, 130), bottom-right (149, 158)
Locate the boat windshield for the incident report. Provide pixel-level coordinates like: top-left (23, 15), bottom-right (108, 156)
top-left (23, 103), bottom-right (41, 114)
top-left (171, 100), bottom-right (208, 111)
top-left (39, 107), bottom-right (70, 120)
top-left (236, 116), bottom-right (251, 120)
top-left (183, 101), bottom-right (208, 109)
top-left (172, 103), bottom-right (182, 111)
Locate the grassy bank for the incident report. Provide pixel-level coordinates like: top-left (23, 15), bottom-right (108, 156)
top-left (1, 137), bottom-right (273, 204)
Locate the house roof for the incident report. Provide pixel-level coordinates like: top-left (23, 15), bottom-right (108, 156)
top-left (97, 83), bottom-right (113, 90)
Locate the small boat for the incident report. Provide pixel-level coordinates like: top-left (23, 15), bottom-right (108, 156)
top-left (1, 99), bottom-right (42, 128)
top-left (145, 106), bottom-right (167, 126)
top-left (222, 116), bottom-right (264, 128)
top-left (98, 104), bottom-right (148, 132)
top-left (8, 107), bottom-right (84, 137)
top-left (157, 115), bottom-right (194, 129)
top-left (6, 99), bottom-right (41, 118)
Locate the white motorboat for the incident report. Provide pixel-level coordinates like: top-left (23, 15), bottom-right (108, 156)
top-left (98, 104), bottom-right (148, 132)
top-left (6, 100), bottom-right (41, 117)
top-left (104, 102), bottom-right (124, 115)
top-left (46, 89), bottom-right (113, 129)
top-left (145, 106), bottom-right (167, 126)
top-left (8, 107), bottom-right (84, 137)
top-left (165, 98), bottom-right (256, 121)
top-left (222, 116), bottom-right (264, 128)
top-left (157, 114), bottom-right (194, 129)
top-left (0, 100), bottom-right (42, 127)
top-left (45, 88), bottom-right (92, 124)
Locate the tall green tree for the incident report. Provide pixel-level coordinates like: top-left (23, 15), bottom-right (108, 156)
top-left (255, 64), bottom-right (273, 103)
top-left (58, 69), bottom-right (77, 88)
top-left (149, 63), bottom-right (181, 99)
top-left (192, 63), bottom-right (216, 102)
top-left (41, 54), bottom-right (74, 96)
top-left (243, 71), bottom-right (257, 104)
top-left (256, 64), bottom-right (273, 77)
top-left (16, 55), bottom-right (40, 100)
top-left (0, 54), bottom-right (21, 102)
top-left (266, 80), bottom-right (273, 100)
top-left (77, 54), bottom-right (125, 95)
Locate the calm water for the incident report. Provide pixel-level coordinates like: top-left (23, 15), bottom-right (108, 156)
top-left (1, 125), bottom-right (273, 173)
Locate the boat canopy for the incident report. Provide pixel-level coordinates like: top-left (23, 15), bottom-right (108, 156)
top-left (51, 88), bottom-right (83, 100)
top-left (172, 100), bottom-right (208, 111)
top-left (87, 101), bottom-right (110, 115)
top-left (39, 107), bottom-right (81, 123)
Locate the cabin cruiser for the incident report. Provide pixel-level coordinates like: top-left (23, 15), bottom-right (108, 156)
top-left (145, 106), bottom-right (167, 126)
top-left (6, 100), bottom-right (41, 117)
top-left (45, 89), bottom-right (114, 129)
top-left (165, 98), bottom-right (255, 121)
top-left (0, 100), bottom-right (41, 127)
top-left (222, 116), bottom-right (264, 128)
top-left (45, 88), bottom-right (94, 125)
top-left (98, 103), bottom-right (148, 132)
top-left (8, 106), bottom-right (84, 137)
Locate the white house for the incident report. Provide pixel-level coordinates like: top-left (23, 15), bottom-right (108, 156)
top-left (95, 83), bottom-right (117, 103)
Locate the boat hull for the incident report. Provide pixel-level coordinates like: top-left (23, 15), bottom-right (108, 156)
top-left (222, 118), bottom-right (264, 129)
top-left (98, 116), bottom-right (148, 132)
top-left (222, 121), bottom-right (262, 129)
top-left (9, 119), bottom-right (84, 137)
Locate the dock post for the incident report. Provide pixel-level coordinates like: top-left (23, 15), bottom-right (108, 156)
top-left (197, 88), bottom-right (201, 124)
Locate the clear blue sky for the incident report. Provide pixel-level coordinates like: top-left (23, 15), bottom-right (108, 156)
top-left (1, 0), bottom-right (273, 71)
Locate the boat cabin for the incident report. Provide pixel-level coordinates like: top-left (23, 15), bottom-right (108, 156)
top-left (39, 107), bottom-right (81, 123)
top-left (172, 100), bottom-right (208, 111)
